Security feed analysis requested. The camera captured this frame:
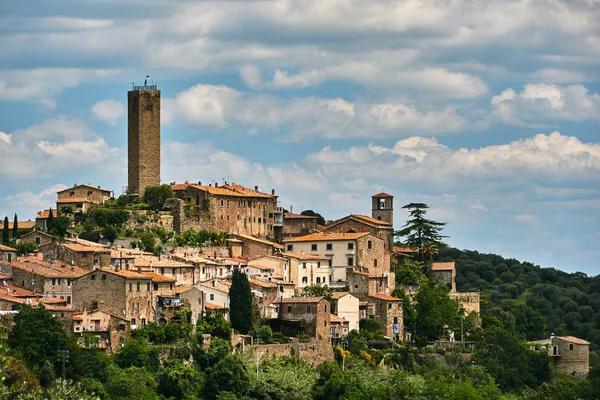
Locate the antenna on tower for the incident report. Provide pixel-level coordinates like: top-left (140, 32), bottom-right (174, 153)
top-left (144, 75), bottom-right (149, 86)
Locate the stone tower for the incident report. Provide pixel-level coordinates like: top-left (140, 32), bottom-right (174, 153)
top-left (127, 83), bottom-right (161, 196)
top-left (372, 192), bottom-right (394, 226)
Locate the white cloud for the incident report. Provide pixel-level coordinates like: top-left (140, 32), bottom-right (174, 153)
top-left (92, 100), bottom-right (126, 125)
top-left (492, 83), bottom-right (600, 125)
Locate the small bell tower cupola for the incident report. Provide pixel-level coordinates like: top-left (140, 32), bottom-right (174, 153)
top-left (371, 191), bottom-right (394, 226)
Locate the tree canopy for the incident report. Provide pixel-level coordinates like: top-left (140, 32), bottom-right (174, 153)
top-left (229, 269), bottom-right (253, 334)
top-left (300, 209), bottom-right (326, 225)
top-left (142, 184), bottom-right (175, 211)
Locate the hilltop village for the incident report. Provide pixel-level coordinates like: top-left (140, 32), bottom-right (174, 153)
top-left (0, 84), bottom-right (592, 391)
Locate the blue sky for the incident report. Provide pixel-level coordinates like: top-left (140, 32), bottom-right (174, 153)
top-left (0, 0), bottom-right (599, 275)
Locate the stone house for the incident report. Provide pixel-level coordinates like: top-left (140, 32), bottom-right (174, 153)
top-left (272, 296), bottom-right (331, 342)
top-left (282, 253), bottom-right (332, 292)
top-left (135, 257), bottom-right (197, 286)
top-left (71, 268), bottom-right (154, 328)
top-left (199, 281), bottom-right (230, 318)
top-left (367, 293), bottom-right (403, 340)
top-left (283, 232), bottom-right (392, 290)
top-left (171, 182), bottom-right (282, 238)
top-left (329, 292), bottom-right (360, 331)
top-left (1, 220), bottom-right (37, 240)
top-left (18, 230), bottom-right (53, 248)
top-left (529, 334), bottom-right (590, 377)
top-left (249, 278), bottom-right (295, 317)
top-left (40, 242), bottom-right (112, 270)
top-left (248, 254), bottom-right (286, 279)
top-left (174, 285), bottom-right (203, 324)
top-left (234, 233), bottom-right (284, 260)
top-left (3, 258), bottom-right (88, 305)
top-left (324, 214), bottom-right (395, 251)
top-left (35, 209), bottom-right (58, 231)
top-left (72, 309), bottom-right (130, 352)
top-left (141, 271), bottom-right (189, 324)
top-left (56, 184), bottom-right (112, 216)
top-left (432, 262), bottom-right (456, 292)
top-left (0, 245), bottom-right (17, 263)
top-left (242, 264), bottom-right (275, 279)
top-left (110, 250), bottom-right (136, 271)
top-left (283, 213), bottom-right (318, 237)
top-left (330, 314), bottom-right (350, 345)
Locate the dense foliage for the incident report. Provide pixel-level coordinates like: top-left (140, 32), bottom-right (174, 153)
top-left (230, 268), bottom-right (253, 334)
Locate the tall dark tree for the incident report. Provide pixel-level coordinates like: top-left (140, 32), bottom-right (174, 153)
top-left (300, 209), bottom-right (326, 225)
top-left (47, 207), bottom-right (54, 233)
top-left (229, 268), bottom-right (253, 334)
top-left (395, 203), bottom-right (447, 267)
top-left (143, 184), bottom-right (175, 211)
top-left (2, 216), bottom-right (8, 244)
top-left (12, 214), bottom-right (18, 239)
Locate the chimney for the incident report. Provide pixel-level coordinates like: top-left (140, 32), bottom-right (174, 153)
top-left (213, 251), bottom-right (217, 259)
top-left (215, 182), bottom-right (218, 187)
top-left (198, 181), bottom-right (201, 185)
top-left (61, 263), bottom-right (66, 268)
top-left (255, 185), bottom-right (259, 192)
top-left (271, 189), bottom-right (275, 195)
top-left (137, 266), bottom-right (142, 273)
top-left (185, 180), bottom-right (189, 184)
top-left (290, 205), bottom-right (293, 213)
top-left (71, 266), bottom-right (75, 271)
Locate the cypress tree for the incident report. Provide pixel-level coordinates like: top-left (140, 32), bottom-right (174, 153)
top-left (47, 208), bottom-right (54, 233)
top-left (229, 268), bottom-right (253, 334)
top-left (12, 214), bottom-right (18, 239)
top-left (2, 217), bottom-right (8, 244)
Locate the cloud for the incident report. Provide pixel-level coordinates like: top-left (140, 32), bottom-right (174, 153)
top-left (92, 100), bottom-right (126, 125)
top-left (165, 84), bottom-right (469, 140)
top-left (492, 83), bottom-right (600, 125)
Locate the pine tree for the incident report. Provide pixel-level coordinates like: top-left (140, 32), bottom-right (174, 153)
top-left (2, 217), bottom-right (8, 244)
top-left (12, 214), bottom-right (18, 240)
top-left (229, 268), bottom-right (253, 334)
top-left (47, 208), bottom-right (54, 234)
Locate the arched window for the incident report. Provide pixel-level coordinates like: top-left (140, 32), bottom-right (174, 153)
top-left (302, 277), bottom-right (308, 284)
top-left (316, 277), bottom-right (321, 284)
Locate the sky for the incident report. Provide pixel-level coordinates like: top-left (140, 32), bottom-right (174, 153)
top-left (0, 0), bottom-right (599, 276)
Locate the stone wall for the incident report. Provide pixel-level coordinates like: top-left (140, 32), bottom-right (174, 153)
top-left (126, 210), bottom-right (174, 233)
top-left (450, 292), bottom-right (480, 315)
top-left (242, 340), bottom-right (334, 366)
top-left (553, 337), bottom-right (589, 377)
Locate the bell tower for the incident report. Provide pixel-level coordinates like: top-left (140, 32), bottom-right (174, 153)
top-left (127, 78), bottom-right (161, 197)
top-left (372, 192), bottom-right (394, 226)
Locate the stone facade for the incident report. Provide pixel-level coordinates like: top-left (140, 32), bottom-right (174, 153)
top-left (282, 213), bottom-right (318, 237)
top-left (273, 297), bottom-right (331, 341)
top-left (72, 268), bottom-right (154, 327)
top-left (73, 309), bottom-right (130, 352)
top-left (235, 234), bottom-right (283, 260)
top-left (432, 262), bottom-right (456, 292)
top-left (450, 292), bottom-right (481, 315)
top-left (330, 292), bottom-right (360, 331)
top-left (368, 294), bottom-right (403, 340)
top-left (128, 88), bottom-right (161, 197)
top-left (248, 255), bottom-right (286, 279)
top-left (282, 253), bottom-right (332, 292)
top-left (41, 242), bottom-right (112, 270)
top-left (0, 245), bottom-right (17, 263)
top-left (325, 214), bottom-right (395, 251)
top-left (371, 192), bottom-right (394, 225)
top-left (18, 230), bottom-right (53, 248)
top-left (57, 184), bottom-right (112, 204)
top-left (552, 336), bottom-right (590, 377)
top-left (242, 339), bottom-right (334, 366)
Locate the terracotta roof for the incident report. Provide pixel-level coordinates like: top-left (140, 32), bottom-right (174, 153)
top-left (57, 184), bottom-right (112, 194)
top-left (205, 302), bottom-right (228, 310)
top-left (56, 198), bottom-right (91, 204)
top-left (63, 243), bottom-right (110, 253)
top-left (19, 230), bottom-right (52, 239)
top-left (277, 296), bottom-right (324, 304)
top-left (171, 183), bottom-right (190, 191)
top-left (330, 291), bottom-right (351, 300)
top-left (555, 336), bottom-right (590, 345)
top-left (393, 246), bottom-right (418, 254)
top-left (348, 214), bottom-right (392, 226)
top-left (1, 285), bottom-right (41, 298)
top-left (372, 192), bottom-right (393, 198)
top-left (66, 238), bottom-right (109, 247)
top-left (369, 293), bottom-right (401, 301)
top-left (37, 209), bottom-right (58, 219)
top-left (110, 250), bottom-right (136, 259)
top-left (351, 269), bottom-right (370, 276)
top-left (284, 213), bottom-right (317, 220)
top-left (246, 264), bottom-right (275, 271)
top-left (181, 183), bottom-right (276, 199)
top-left (0, 244), bottom-right (17, 252)
top-left (199, 283), bottom-right (230, 294)
top-left (175, 285), bottom-right (196, 294)
top-left (0, 274), bottom-right (11, 280)
top-left (431, 262), bottom-right (455, 271)
top-left (330, 314), bottom-right (348, 323)
top-left (235, 234), bottom-right (284, 249)
top-left (2, 221), bottom-right (37, 230)
top-left (38, 297), bottom-right (67, 304)
top-left (283, 232), bottom-right (370, 243)
top-left (9, 260), bottom-right (88, 278)
top-left (134, 257), bottom-right (193, 268)
top-left (249, 279), bottom-right (278, 288)
top-left (142, 272), bottom-right (176, 283)
top-left (281, 252), bottom-right (330, 260)
top-left (97, 268), bottom-right (151, 280)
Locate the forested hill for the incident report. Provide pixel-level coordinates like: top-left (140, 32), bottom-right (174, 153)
top-left (435, 247), bottom-right (600, 366)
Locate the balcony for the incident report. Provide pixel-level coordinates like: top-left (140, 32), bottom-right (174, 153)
top-left (158, 297), bottom-right (187, 308)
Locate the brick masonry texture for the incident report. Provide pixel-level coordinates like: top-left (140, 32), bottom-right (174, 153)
top-left (128, 89), bottom-right (161, 196)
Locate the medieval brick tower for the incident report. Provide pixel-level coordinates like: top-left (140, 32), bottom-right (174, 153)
top-left (127, 82), bottom-right (161, 196)
top-left (372, 192), bottom-right (394, 226)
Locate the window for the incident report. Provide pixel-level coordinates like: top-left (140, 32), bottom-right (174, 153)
top-left (129, 283), bottom-right (132, 291)
top-left (146, 282), bottom-right (150, 291)
top-left (210, 294), bottom-right (214, 301)
top-left (35, 237), bottom-right (40, 245)
top-left (303, 263), bottom-right (307, 269)
top-left (367, 240), bottom-right (372, 249)
top-left (52, 278), bottom-right (56, 286)
top-left (316, 277), bottom-right (321, 284)
top-left (326, 243), bottom-right (332, 251)
top-left (354, 284), bottom-right (359, 289)
top-left (141, 318), bottom-right (146, 326)
top-left (311, 244), bottom-right (318, 251)
top-left (91, 274), bottom-right (96, 281)
top-left (131, 318), bottom-right (136, 325)
top-left (347, 257), bottom-right (354, 266)
top-left (227, 215), bottom-right (230, 221)
top-left (67, 279), bottom-right (71, 286)
top-left (160, 268), bottom-right (165, 275)
top-left (388, 303), bottom-right (392, 309)
top-left (221, 215), bottom-right (223, 220)
top-left (570, 344), bottom-right (574, 351)
top-left (287, 306), bottom-right (292, 313)
top-left (287, 244), bottom-right (293, 251)
top-left (347, 243), bottom-right (354, 250)
top-left (238, 200), bottom-right (241, 206)
top-left (374, 259), bottom-right (378, 267)
top-left (317, 262), bottom-right (321, 268)
top-left (324, 304), bottom-right (327, 312)
top-left (154, 283), bottom-right (159, 291)
top-left (268, 213), bottom-right (273, 218)
top-left (258, 218), bottom-right (261, 224)
top-left (101, 273), bottom-right (107, 280)
top-left (280, 285), bottom-right (284, 292)
top-left (137, 282), bottom-right (140, 291)
top-left (220, 200), bottom-right (224, 207)
top-left (227, 200), bottom-right (230, 207)
top-left (307, 306), bottom-right (311, 313)
top-left (302, 277), bottom-right (308, 284)
top-left (324, 320), bottom-right (327, 326)
top-left (172, 268), bottom-right (176, 276)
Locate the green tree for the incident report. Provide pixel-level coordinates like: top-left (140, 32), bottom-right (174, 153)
top-left (12, 214), bottom-right (18, 239)
top-left (2, 216), bottom-right (8, 244)
top-left (114, 338), bottom-right (160, 372)
top-left (104, 366), bottom-right (157, 400)
top-left (300, 209), bottom-right (326, 225)
top-left (301, 284), bottom-right (333, 299)
top-left (49, 217), bottom-right (70, 237)
top-left (139, 231), bottom-right (156, 253)
top-left (47, 208), bottom-right (54, 233)
top-left (7, 305), bottom-right (68, 373)
top-left (38, 360), bottom-right (56, 388)
top-left (203, 355), bottom-right (249, 400)
top-left (142, 184), bottom-right (175, 211)
top-left (395, 258), bottom-right (426, 286)
top-left (15, 241), bottom-right (36, 256)
top-left (413, 278), bottom-right (461, 346)
top-left (196, 310), bottom-right (232, 340)
top-left (395, 203), bottom-right (447, 267)
top-left (229, 268), bottom-right (253, 334)
top-left (158, 363), bottom-right (203, 399)
top-left (2, 356), bottom-right (41, 400)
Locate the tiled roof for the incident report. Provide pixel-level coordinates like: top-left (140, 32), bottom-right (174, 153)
top-left (0, 274), bottom-right (11, 280)
top-left (110, 250), bottom-right (136, 259)
top-left (63, 243), bottom-right (110, 253)
top-left (57, 184), bottom-right (112, 194)
top-left (393, 246), bottom-right (418, 254)
top-left (171, 183), bottom-right (190, 191)
top-left (38, 297), bottom-right (67, 304)
top-left (19, 230), bottom-right (52, 239)
top-left (56, 198), bottom-right (91, 204)
top-left (277, 296), bottom-right (325, 304)
top-left (330, 291), bottom-right (350, 300)
top-left (0, 244), bottom-right (17, 252)
top-left (175, 285), bottom-right (196, 294)
top-left (199, 283), bottom-right (230, 294)
top-left (555, 336), bottom-right (590, 345)
top-left (235, 234), bottom-right (284, 249)
top-left (180, 183), bottom-right (276, 199)
top-left (66, 238), bottom-right (109, 247)
top-left (372, 192), bottom-right (393, 198)
top-left (281, 252), bottom-right (330, 260)
top-left (369, 293), bottom-right (401, 301)
top-left (352, 269), bottom-right (370, 276)
top-left (205, 302), bottom-right (228, 310)
top-left (134, 257), bottom-right (193, 267)
top-left (1, 285), bottom-right (41, 298)
top-left (10, 260), bottom-right (88, 278)
top-left (249, 279), bottom-right (278, 288)
top-left (431, 262), bottom-right (455, 271)
top-left (36, 209), bottom-right (58, 219)
top-left (283, 232), bottom-right (370, 243)
top-left (97, 268), bottom-right (151, 280)
top-left (2, 221), bottom-right (37, 230)
top-left (348, 214), bottom-right (392, 226)
top-left (142, 272), bottom-right (176, 283)
top-left (284, 213), bottom-right (317, 219)
top-left (330, 314), bottom-right (348, 323)
top-left (246, 264), bottom-right (274, 271)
